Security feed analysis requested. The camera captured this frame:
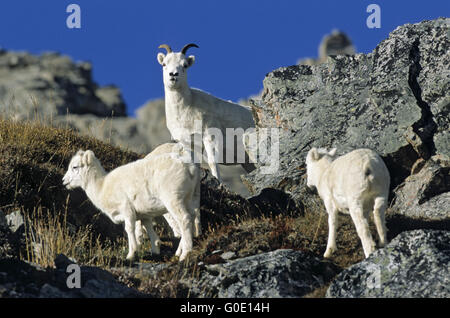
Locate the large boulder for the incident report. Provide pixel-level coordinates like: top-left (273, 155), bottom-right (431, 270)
top-left (243, 18), bottom-right (450, 214)
top-left (326, 229), bottom-right (450, 298)
top-left (186, 249), bottom-right (340, 298)
top-left (390, 158), bottom-right (450, 221)
top-left (0, 254), bottom-right (143, 298)
top-left (0, 50), bottom-right (126, 118)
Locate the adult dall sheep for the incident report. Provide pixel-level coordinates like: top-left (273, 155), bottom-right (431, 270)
top-left (62, 143), bottom-right (201, 261)
top-left (305, 148), bottom-right (390, 258)
top-left (157, 43), bottom-right (256, 182)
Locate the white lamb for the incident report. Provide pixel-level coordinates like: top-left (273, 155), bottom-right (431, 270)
top-left (62, 143), bottom-right (201, 261)
top-left (305, 148), bottom-right (390, 258)
top-left (157, 43), bottom-right (256, 182)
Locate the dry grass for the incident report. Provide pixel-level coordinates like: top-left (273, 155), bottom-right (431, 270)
top-left (0, 117), bottom-right (142, 240)
top-left (23, 207), bottom-right (129, 269)
top-left (0, 116), bottom-right (407, 298)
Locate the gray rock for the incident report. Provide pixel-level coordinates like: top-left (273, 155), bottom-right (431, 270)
top-left (0, 210), bottom-right (6, 228)
top-left (391, 159), bottom-right (450, 220)
top-left (326, 229), bottom-right (450, 298)
top-left (220, 251), bottom-right (236, 261)
top-left (243, 18), bottom-right (450, 211)
top-left (187, 249), bottom-right (340, 298)
top-left (0, 51), bottom-right (126, 118)
top-left (0, 255), bottom-right (144, 298)
top-left (39, 283), bottom-right (72, 298)
top-left (111, 262), bottom-right (170, 279)
top-left (5, 210), bottom-right (24, 233)
top-left (51, 114), bottom-right (154, 154)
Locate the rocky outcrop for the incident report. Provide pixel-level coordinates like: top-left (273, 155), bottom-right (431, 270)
top-left (0, 50), bottom-right (126, 118)
top-left (185, 249), bottom-right (340, 298)
top-left (0, 254), bottom-right (143, 298)
top-left (51, 98), bottom-right (171, 155)
top-left (326, 229), bottom-right (450, 298)
top-left (243, 19), bottom-right (450, 217)
top-left (391, 158), bottom-right (449, 221)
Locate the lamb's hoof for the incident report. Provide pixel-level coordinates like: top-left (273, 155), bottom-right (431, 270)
top-left (175, 246), bottom-right (182, 257)
top-left (152, 247), bottom-right (161, 255)
top-left (218, 183), bottom-right (228, 192)
top-left (364, 247), bottom-right (376, 258)
top-left (323, 247), bottom-right (336, 258)
top-left (126, 254), bottom-right (135, 261)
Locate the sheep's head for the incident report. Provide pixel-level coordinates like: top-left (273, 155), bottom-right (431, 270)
top-left (305, 147), bottom-right (337, 190)
top-left (157, 43), bottom-right (198, 90)
top-left (62, 150), bottom-right (97, 190)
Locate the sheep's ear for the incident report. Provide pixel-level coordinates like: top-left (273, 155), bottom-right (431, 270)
top-left (187, 55), bottom-right (195, 68)
top-left (75, 149), bottom-right (85, 157)
top-left (328, 148), bottom-right (337, 157)
top-left (157, 53), bottom-right (165, 65)
top-left (82, 150), bottom-right (95, 166)
top-left (310, 148), bottom-right (320, 161)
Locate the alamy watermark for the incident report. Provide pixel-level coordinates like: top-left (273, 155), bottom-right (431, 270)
top-left (366, 4), bottom-right (381, 29)
top-left (174, 120), bottom-right (280, 175)
top-left (66, 264), bottom-right (81, 289)
top-left (66, 4), bottom-right (81, 29)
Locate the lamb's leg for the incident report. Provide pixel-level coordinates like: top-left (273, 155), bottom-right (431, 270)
top-left (203, 137), bottom-right (222, 182)
top-left (163, 197), bottom-right (194, 261)
top-left (178, 209), bottom-right (194, 261)
top-left (324, 200), bottom-right (338, 258)
top-left (135, 220), bottom-right (144, 246)
top-left (191, 180), bottom-right (202, 237)
top-left (142, 217), bottom-right (161, 255)
top-left (163, 213), bottom-right (181, 238)
top-left (373, 197), bottom-right (388, 247)
top-left (349, 203), bottom-right (376, 258)
top-left (124, 217), bottom-right (138, 261)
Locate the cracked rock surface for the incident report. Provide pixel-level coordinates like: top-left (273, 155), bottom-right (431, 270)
top-left (243, 18), bottom-right (450, 215)
top-left (326, 229), bottom-right (450, 298)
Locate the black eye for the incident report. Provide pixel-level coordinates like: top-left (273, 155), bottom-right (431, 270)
top-left (183, 63), bottom-right (188, 68)
top-left (162, 63), bottom-right (166, 67)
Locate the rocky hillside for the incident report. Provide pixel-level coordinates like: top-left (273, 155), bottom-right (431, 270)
top-left (0, 47), bottom-right (252, 195)
top-left (0, 19), bottom-right (448, 298)
top-left (0, 48), bottom-right (169, 154)
top-left (243, 18), bottom-right (449, 215)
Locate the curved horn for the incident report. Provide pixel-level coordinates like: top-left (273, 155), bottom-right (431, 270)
top-left (181, 43), bottom-right (199, 55)
top-left (158, 44), bottom-right (172, 53)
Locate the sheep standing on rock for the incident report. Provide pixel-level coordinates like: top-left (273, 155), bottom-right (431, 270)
top-left (157, 43), bottom-right (256, 182)
top-left (305, 148), bottom-right (390, 258)
top-left (62, 143), bottom-right (201, 261)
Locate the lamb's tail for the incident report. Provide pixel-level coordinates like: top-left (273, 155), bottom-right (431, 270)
top-left (364, 163), bottom-right (376, 193)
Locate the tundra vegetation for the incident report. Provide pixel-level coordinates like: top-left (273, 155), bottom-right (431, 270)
top-left (2, 117), bottom-right (446, 297)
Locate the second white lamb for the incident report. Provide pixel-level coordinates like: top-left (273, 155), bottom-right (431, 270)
top-left (62, 143), bottom-right (201, 261)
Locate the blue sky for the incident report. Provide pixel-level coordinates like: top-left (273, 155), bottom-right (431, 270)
top-left (0, 1), bottom-right (448, 116)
